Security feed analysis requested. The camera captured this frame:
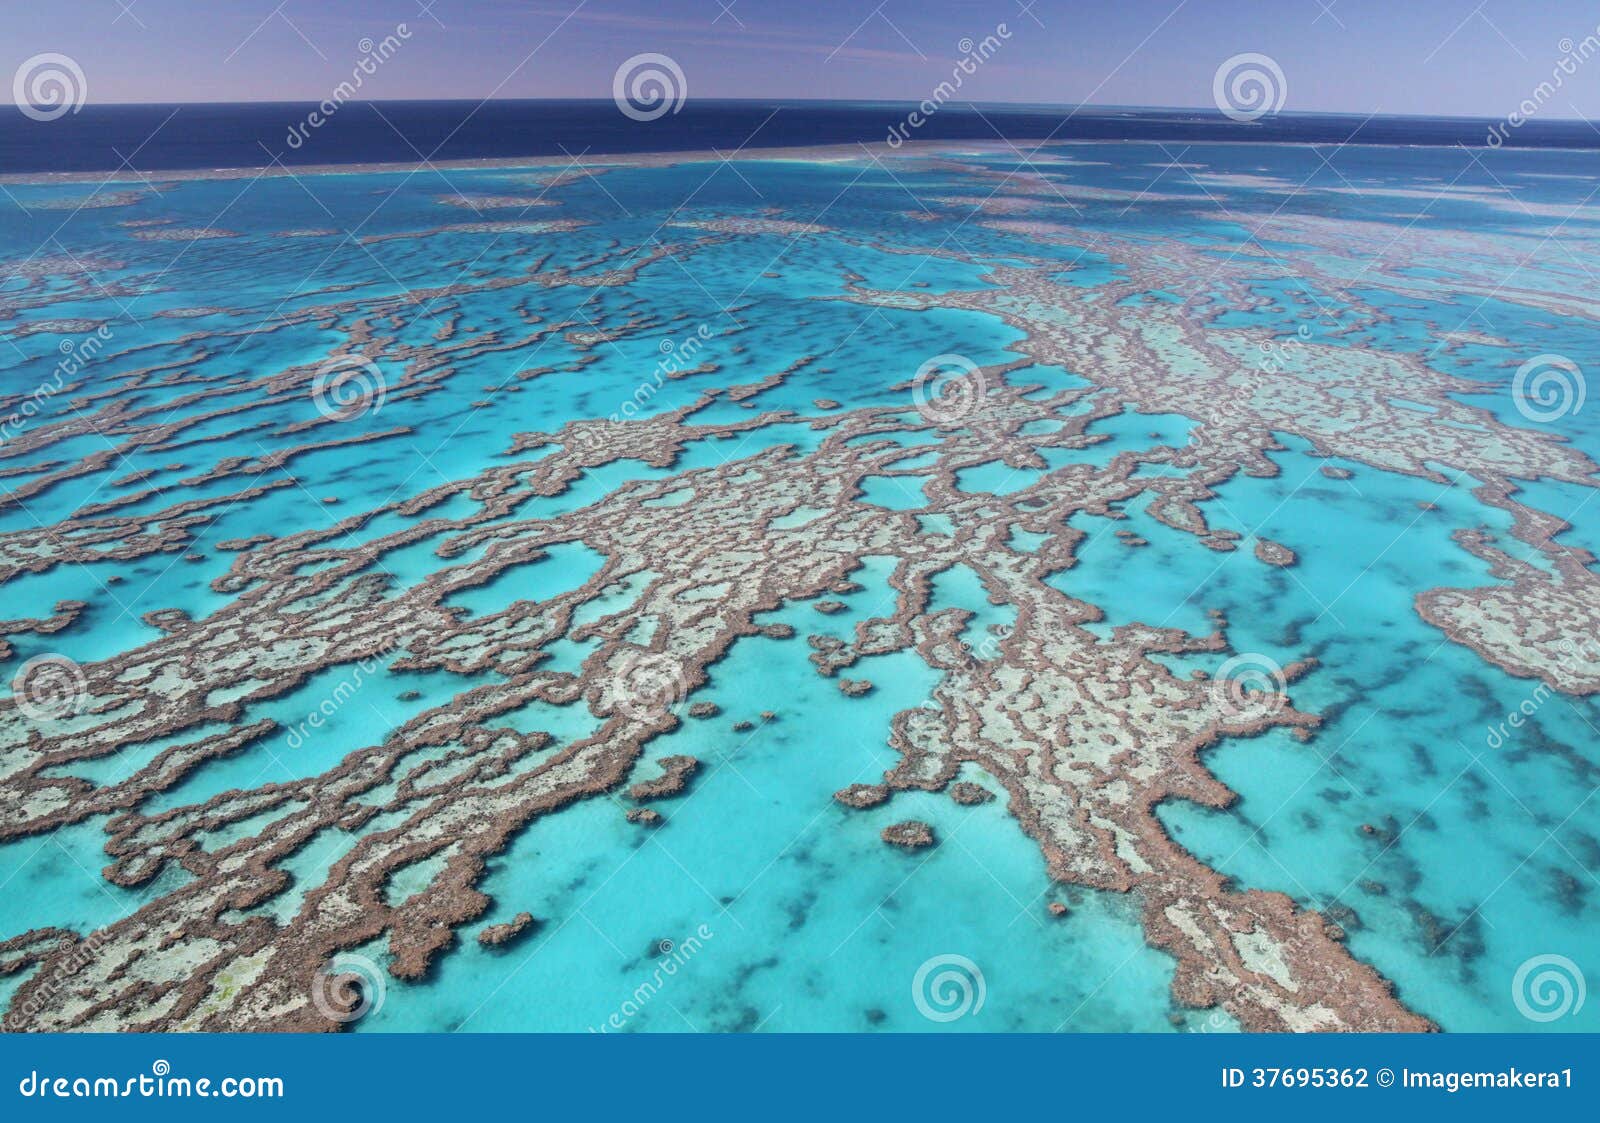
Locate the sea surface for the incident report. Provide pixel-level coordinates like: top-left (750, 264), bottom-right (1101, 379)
top-left (0, 108), bottom-right (1596, 1032)
top-left (2, 100), bottom-right (1598, 174)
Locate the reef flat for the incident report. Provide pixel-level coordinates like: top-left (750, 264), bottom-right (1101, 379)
top-left (0, 140), bottom-right (1596, 1033)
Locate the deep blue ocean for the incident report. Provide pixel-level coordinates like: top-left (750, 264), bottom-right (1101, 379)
top-left (2, 100), bottom-right (1597, 174)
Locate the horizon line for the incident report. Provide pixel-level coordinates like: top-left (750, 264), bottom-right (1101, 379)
top-left (5, 96), bottom-right (1597, 127)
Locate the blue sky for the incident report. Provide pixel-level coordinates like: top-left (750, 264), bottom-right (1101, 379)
top-left (4, 0), bottom-right (1599, 118)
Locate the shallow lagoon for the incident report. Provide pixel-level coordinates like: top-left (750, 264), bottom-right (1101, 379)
top-left (2, 142), bottom-right (1597, 1032)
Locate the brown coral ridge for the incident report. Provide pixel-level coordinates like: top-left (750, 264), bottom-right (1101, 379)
top-left (0, 600), bottom-right (88, 658)
top-left (881, 821), bottom-right (936, 849)
top-left (834, 783), bottom-right (890, 809)
top-left (478, 912), bottom-right (537, 948)
top-left (1411, 482), bottom-right (1600, 695)
top-left (1253, 538), bottom-right (1298, 568)
top-left (627, 755), bottom-right (700, 801)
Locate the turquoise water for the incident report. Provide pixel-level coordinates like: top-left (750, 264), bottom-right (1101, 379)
top-left (363, 623), bottom-right (1179, 1032)
top-left (1, 142), bottom-right (1597, 1033)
